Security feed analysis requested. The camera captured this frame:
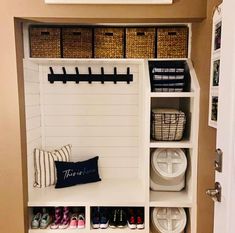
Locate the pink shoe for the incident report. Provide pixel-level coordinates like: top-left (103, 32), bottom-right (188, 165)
top-left (69, 214), bottom-right (78, 229)
top-left (77, 213), bottom-right (85, 229)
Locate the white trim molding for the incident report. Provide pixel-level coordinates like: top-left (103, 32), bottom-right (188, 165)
top-left (45, 0), bottom-right (173, 4)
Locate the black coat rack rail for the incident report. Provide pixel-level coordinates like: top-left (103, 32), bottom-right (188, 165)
top-left (48, 67), bottom-right (133, 84)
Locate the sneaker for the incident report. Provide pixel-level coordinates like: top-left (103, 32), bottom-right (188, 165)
top-left (77, 213), bottom-right (85, 229)
top-left (117, 208), bottom-right (127, 228)
top-left (40, 213), bottom-right (51, 229)
top-left (31, 213), bottom-right (42, 229)
top-left (50, 207), bottom-right (62, 229)
top-left (99, 208), bottom-right (109, 229)
top-left (91, 207), bottom-right (100, 229)
top-left (69, 214), bottom-right (78, 229)
top-left (136, 208), bottom-right (144, 229)
top-left (109, 208), bottom-right (118, 228)
top-left (127, 208), bottom-right (137, 229)
top-left (59, 207), bottom-right (70, 229)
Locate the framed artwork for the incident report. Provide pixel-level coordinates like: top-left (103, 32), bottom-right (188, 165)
top-left (214, 21), bottom-right (222, 51)
top-left (211, 96), bottom-right (218, 122)
top-left (213, 59), bottom-right (220, 86)
top-left (209, 3), bottom-right (222, 128)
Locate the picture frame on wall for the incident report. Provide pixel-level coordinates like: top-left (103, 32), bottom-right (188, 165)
top-left (211, 96), bottom-right (218, 122)
top-left (212, 59), bottom-right (220, 87)
top-left (214, 21), bottom-right (222, 51)
top-left (208, 3), bottom-right (222, 128)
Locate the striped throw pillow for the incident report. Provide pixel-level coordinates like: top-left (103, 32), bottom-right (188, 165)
top-left (34, 144), bottom-right (72, 188)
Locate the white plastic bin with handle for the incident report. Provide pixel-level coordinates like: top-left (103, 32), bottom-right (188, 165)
top-left (150, 148), bottom-right (187, 191)
top-left (151, 207), bottom-right (187, 233)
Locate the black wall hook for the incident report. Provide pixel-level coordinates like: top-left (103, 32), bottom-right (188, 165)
top-left (101, 67), bottom-right (104, 84)
top-left (88, 67), bottom-right (92, 84)
top-left (62, 67), bottom-right (67, 84)
top-left (48, 66), bottom-right (133, 84)
top-left (75, 67), bottom-right (79, 84)
top-left (114, 67), bottom-right (117, 84)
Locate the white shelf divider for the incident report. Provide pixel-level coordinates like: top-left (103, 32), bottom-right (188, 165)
top-left (150, 92), bottom-right (195, 98)
top-left (150, 190), bottom-right (193, 208)
top-left (150, 139), bottom-right (193, 148)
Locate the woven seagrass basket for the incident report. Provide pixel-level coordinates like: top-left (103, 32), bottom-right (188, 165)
top-left (157, 27), bottom-right (188, 58)
top-left (30, 27), bottom-right (61, 58)
top-left (126, 27), bottom-right (156, 58)
top-left (62, 27), bottom-right (93, 58)
top-left (94, 27), bottom-right (124, 58)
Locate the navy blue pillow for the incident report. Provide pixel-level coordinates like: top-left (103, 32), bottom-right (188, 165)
top-left (55, 156), bottom-right (101, 189)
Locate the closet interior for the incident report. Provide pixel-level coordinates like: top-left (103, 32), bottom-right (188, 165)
top-left (22, 23), bottom-right (199, 233)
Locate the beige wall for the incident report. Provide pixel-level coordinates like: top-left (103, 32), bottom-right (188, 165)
top-left (0, 1), bottom-right (218, 233)
top-left (191, 0), bottom-right (223, 232)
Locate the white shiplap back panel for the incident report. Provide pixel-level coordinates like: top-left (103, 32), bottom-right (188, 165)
top-left (41, 62), bottom-right (141, 179)
top-left (23, 60), bottom-right (42, 189)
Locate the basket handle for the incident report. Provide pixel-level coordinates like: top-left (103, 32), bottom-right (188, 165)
top-left (168, 31), bottom-right (177, 36)
top-left (104, 32), bottom-right (114, 36)
top-left (136, 32), bottom-right (146, 36)
top-left (163, 114), bottom-right (179, 124)
top-left (41, 31), bottom-right (50, 36)
top-left (73, 31), bottom-right (81, 36)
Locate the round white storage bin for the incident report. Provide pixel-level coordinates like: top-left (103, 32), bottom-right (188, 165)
top-left (150, 148), bottom-right (187, 191)
top-left (151, 207), bottom-right (187, 233)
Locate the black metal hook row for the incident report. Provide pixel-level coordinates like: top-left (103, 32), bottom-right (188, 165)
top-left (48, 66), bottom-right (133, 84)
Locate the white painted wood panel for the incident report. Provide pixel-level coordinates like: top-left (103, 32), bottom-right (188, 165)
top-left (25, 83), bottom-right (40, 94)
top-left (44, 126), bottom-right (138, 137)
top-left (24, 60), bottom-right (42, 189)
top-left (24, 69), bottom-right (40, 83)
top-left (45, 136), bottom-right (138, 147)
top-left (25, 106), bottom-right (41, 118)
top-left (45, 146), bottom-right (139, 158)
top-left (44, 105), bottom-right (138, 116)
top-left (72, 156), bottom-right (138, 168)
top-left (27, 128), bottom-right (41, 143)
top-left (44, 116), bottom-right (138, 127)
top-left (43, 94), bottom-right (138, 105)
top-left (39, 62), bottom-right (141, 179)
top-left (43, 83), bottom-right (139, 95)
top-left (25, 94), bottom-right (40, 106)
top-left (26, 116), bottom-right (41, 130)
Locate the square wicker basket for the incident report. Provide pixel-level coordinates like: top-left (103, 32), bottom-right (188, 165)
top-left (151, 109), bottom-right (186, 141)
top-left (62, 27), bottom-right (93, 58)
top-left (30, 27), bottom-right (61, 58)
top-left (94, 27), bottom-right (124, 58)
top-left (126, 27), bottom-right (156, 58)
top-left (156, 27), bottom-right (188, 58)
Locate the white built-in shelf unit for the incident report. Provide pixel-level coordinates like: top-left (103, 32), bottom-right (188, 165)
top-left (23, 57), bottom-right (199, 233)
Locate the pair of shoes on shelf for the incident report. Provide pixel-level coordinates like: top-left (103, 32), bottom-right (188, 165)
top-left (91, 207), bottom-right (109, 229)
top-left (109, 208), bottom-right (127, 228)
top-left (50, 207), bottom-right (70, 229)
top-left (127, 208), bottom-right (145, 230)
top-left (69, 213), bottom-right (85, 229)
top-left (31, 212), bottom-right (52, 229)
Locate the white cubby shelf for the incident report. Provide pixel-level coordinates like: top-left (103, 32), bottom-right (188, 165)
top-left (23, 58), bottom-right (199, 233)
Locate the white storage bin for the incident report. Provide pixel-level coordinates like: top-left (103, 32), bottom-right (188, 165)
top-left (151, 207), bottom-right (187, 233)
top-left (150, 148), bottom-right (187, 191)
